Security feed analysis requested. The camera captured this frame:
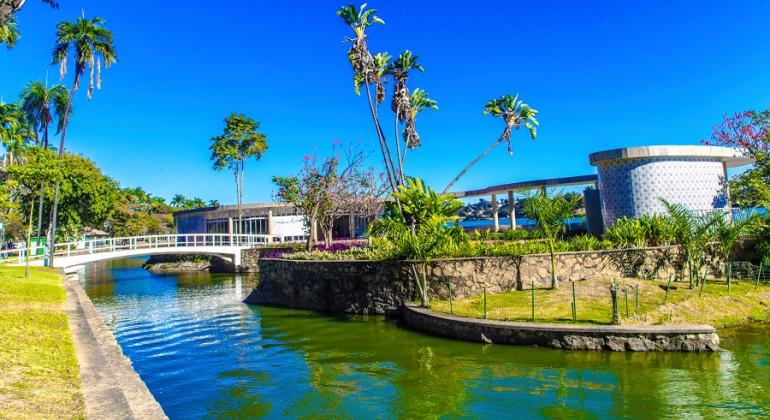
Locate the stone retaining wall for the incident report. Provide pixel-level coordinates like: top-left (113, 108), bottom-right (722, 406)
top-left (247, 246), bottom-right (722, 314)
top-left (402, 304), bottom-right (720, 352)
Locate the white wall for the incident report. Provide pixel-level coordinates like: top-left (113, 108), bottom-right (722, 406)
top-left (272, 215), bottom-right (307, 239)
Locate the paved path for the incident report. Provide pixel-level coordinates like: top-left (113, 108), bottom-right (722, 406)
top-left (64, 274), bottom-right (167, 419)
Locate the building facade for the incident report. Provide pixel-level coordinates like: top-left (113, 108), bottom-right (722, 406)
top-left (173, 203), bottom-right (368, 241)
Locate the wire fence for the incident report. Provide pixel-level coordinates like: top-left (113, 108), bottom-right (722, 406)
top-left (431, 261), bottom-right (770, 325)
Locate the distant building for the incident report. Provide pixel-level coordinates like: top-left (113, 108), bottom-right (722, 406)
top-left (589, 145), bottom-right (753, 228)
top-left (173, 203), bottom-right (368, 241)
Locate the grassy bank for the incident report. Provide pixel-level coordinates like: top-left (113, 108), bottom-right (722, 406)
top-left (430, 277), bottom-right (770, 328)
top-left (0, 266), bottom-right (85, 419)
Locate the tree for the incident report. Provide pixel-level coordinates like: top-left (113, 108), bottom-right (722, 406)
top-left (171, 194), bottom-right (186, 208)
top-left (370, 178), bottom-right (466, 307)
top-left (0, 0), bottom-right (58, 48)
top-left (273, 142), bottom-right (378, 249)
top-left (443, 94), bottom-right (538, 193)
top-left (207, 199), bottom-right (220, 207)
top-left (661, 199), bottom-right (719, 288)
top-left (19, 80), bottom-right (69, 244)
top-left (714, 212), bottom-right (751, 293)
top-left (522, 191), bottom-right (580, 289)
top-left (48, 15), bottom-right (117, 265)
top-left (210, 113), bottom-right (268, 239)
top-left (0, 102), bottom-right (35, 164)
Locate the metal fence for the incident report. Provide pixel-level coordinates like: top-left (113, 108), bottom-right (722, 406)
top-left (433, 261), bottom-right (769, 325)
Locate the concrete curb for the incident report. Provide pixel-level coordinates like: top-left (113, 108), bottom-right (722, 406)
top-left (402, 304), bottom-right (720, 352)
top-left (63, 271), bottom-right (167, 419)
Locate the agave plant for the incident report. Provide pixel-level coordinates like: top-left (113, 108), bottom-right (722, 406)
top-left (443, 94), bottom-right (539, 193)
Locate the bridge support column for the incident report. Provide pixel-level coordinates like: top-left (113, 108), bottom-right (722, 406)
top-left (508, 190), bottom-right (516, 230)
top-left (228, 217), bottom-right (234, 245)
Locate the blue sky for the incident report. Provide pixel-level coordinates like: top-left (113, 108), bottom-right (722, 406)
top-left (2, 1), bottom-right (770, 204)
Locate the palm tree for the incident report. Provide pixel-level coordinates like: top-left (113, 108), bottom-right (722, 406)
top-left (399, 88), bottom-right (437, 170)
top-left (170, 194), bottom-right (186, 208)
top-left (0, 15), bottom-right (19, 48)
top-left (207, 199), bottom-right (220, 207)
top-left (47, 15), bottom-right (117, 266)
top-left (210, 113), bottom-right (268, 238)
top-left (661, 199), bottom-right (719, 288)
top-left (19, 80), bottom-right (69, 243)
top-left (714, 212), bottom-right (751, 293)
top-left (0, 102), bottom-right (34, 164)
top-left (338, 4), bottom-right (401, 192)
top-left (522, 191), bottom-right (580, 289)
top-left (443, 94), bottom-right (539, 193)
top-left (386, 50), bottom-right (425, 179)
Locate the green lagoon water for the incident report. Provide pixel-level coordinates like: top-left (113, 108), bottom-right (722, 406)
top-left (82, 258), bottom-right (770, 419)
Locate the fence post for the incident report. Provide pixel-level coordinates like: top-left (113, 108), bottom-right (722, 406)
top-left (664, 274), bottom-right (672, 304)
top-left (571, 281), bottom-right (577, 322)
top-left (699, 271), bottom-right (706, 297)
top-left (610, 281), bottom-right (620, 325)
top-left (448, 280), bottom-right (453, 315)
top-left (757, 262), bottom-right (763, 288)
top-left (727, 264), bottom-right (732, 295)
top-left (635, 284), bottom-right (639, 316)
top-left (531, 282), bottom-right (535, 322)
top-left (483, 287), bottom-right (487, 319)
top-left (624, 287), bottom-right (629, 319)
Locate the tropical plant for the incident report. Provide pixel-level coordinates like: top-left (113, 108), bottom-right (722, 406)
top-left (521, 191), bottom-right (580, 288)
top-left (443, 94), bottom-right (539, 193)
top-left (661, 199), bottom-right (719, 288)
top-left (170, 194), bottom-right (186, 208)
top-left (0, 102), bottom-right (34, 164)
top-left (714, 212), bottom-right (751, 292)
top-left (605, 217), bottom-right (648, 249)
top-left (19, 80), bottom-right (69, 243)
top-left (48, 15), bottom-right (117, 265)
top-left (210, 113), bottom-right (268, 237)
top-left (370, 178), bottom-right (466, 306)
top-left (207, 199), bottom-right (220, 207)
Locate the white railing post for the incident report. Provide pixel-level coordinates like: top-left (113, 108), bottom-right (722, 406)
top-left (67, 243), bottom-right (71, 256)
top-left (89, 241), bottom-right (94, 254)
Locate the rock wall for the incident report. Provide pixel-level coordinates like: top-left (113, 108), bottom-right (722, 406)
top-left (402, 304), bottom-right (720, 352)
top-left (247, 246), bottom-right (723, 314)
top-left (245, 259), bottom-right (415, 315)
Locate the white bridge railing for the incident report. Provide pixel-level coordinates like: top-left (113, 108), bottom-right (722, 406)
top-left (1, 233), bottom-right (296, 265)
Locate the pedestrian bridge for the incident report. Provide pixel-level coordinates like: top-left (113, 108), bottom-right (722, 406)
top-left (5, 234), bottom-right (289, 272)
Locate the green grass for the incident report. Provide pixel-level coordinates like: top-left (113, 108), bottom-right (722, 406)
top-left (0, 266), bottom-right (85, 419)
top-left (430, 277), bottom-right (770, 328)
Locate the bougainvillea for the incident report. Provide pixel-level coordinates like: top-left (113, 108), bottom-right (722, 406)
top-left (705, 110), bottom-right (770, 156)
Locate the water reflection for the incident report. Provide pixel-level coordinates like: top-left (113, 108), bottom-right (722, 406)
top-left (81, 258), bottom-right (769, 419)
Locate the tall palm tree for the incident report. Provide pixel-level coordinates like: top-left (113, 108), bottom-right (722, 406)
top-left (337, 3), bottom-right (401, 192)
top-left (170, 194), bottom-right (186, 208)
top-left (19, 80), bottom-right (69, 243)
top-left (386, 50), bottom-right (425, 179)
top-left (47, 15), bottom-right (117, 265)
top-left (443, 94), bottom-right (538, 194)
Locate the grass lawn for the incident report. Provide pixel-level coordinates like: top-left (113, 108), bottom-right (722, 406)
top-left (430, 277), bottom-right (770, 328)
top-left (0, 266), bottom-right (85, 419)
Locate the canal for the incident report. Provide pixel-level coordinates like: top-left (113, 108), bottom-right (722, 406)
top-left (82, 258), bottom-right (770, 418)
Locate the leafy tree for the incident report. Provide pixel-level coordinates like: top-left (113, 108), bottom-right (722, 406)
top-left (210, 113), bottom-right (268, 236)
top-left (443, 94), bottom-right (539, 193)
top-left (370, 178), bottom-right (466, 307)
top-left (48, 15), bottom-right (117, 264)
top-left (522, 191), bottom-right (580, 289)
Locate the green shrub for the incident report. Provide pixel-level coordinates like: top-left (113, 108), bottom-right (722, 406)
top-left (604, 217), bottom-right (648, 248)
top-left (499, 229), bottom-right (531, 240)
top-left (569, 234), bottom-right (602, 251)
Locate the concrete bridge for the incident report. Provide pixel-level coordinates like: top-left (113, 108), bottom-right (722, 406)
top-left (5, 234), bottom-right (288, 272)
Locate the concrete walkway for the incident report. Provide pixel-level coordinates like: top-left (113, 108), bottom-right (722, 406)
top-left (64, 274), bottom-right (166, 419)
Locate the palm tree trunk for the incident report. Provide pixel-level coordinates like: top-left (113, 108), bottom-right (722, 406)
top-left (47, 76), bottom-right (78, 267)
top-left (442, 137), bottom-right (505, 194)
top-left (549, 239), bottom-right (558, 289)
top-left (363, 83), bottom-right (398, 192)
top-left (36, 123), bottom-right (48, 242)
top-left (393, 106), bottom-right (405, 184)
